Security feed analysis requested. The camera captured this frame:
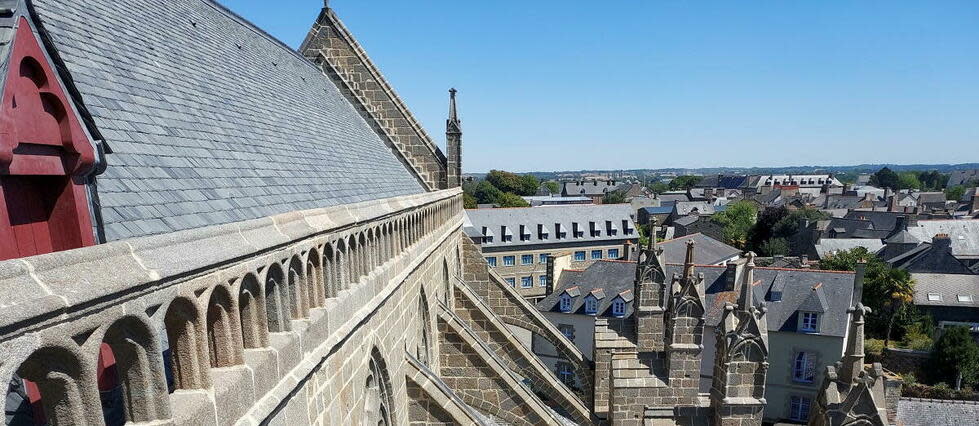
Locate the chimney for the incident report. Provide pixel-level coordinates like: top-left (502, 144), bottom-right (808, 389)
top-left (888, 194), bottom-right (898, 212)
top-left (932, 234), bottom-right (953, 253)
top-left (724, 261), bottom-right (739, 291)
top-left (893, 216), bottom-right (908, 234)
top-left (844, 183), bottom-right (853, 194)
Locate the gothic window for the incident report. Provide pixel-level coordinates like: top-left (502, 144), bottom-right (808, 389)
top-left (611, 298), bottom-right (626, 317)
top-left (792, 352), bottom-right (815, 383)
top-left (416, 291), bottom-right (432, 366)
top-left (559, 294), bottom-right (573, 313)
top-left (789, 395), bottom-right (811, 421)
top-left (364, 350), bottom-right (394, 426)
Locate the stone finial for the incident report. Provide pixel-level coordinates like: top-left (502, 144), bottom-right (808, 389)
top-left (853, 260), bottom-right (866, 306)
top-left (738, 252), bottom-right (756, 312)
top-left (448, 88), bottom-right (458, 121)
top-left (683, 239), bottom-right (695, 278)
top-left (839, 303), bottom-right (872, 386)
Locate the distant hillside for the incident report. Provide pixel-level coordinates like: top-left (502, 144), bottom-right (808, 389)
top-left (512, 163), bottom-right (979, 180)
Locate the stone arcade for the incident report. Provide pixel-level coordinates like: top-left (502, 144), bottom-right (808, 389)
top-left (0, 1), bottom-right (893, 425)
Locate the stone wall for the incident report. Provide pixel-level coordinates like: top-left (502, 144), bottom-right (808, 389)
top-left (0, 190), bottom-right (471, 425)
top-left (301, 7), bottom-right (448, 190)
top-left (882, 347), bottom-right (930, 379)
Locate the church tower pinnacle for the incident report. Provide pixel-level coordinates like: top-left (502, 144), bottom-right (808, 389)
top-left (446, 88), bottom-right (463, 188)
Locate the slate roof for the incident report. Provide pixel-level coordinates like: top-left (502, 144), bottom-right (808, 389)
top-left (673, 201), bottom-right (717, 216)
top-left (657, 192), bottom-right (692, 203)
top-left (31, 0), bottom-right (425, 241)
top-left (911, 273), bottom-right (979, 307)
top-left (537, 261), bottom-right (636, 317)
top-left (463, 204), bottom-right (637, 248)
top-left (539, 260), bottom-right (855, 337)
top-left (907, 220), bottom-right (979, 257)
top-left (897, 398), bottom-right (979, 426)
top-left (843, 211), bottom-right (908, 234)
top-left (562, 181), bottom-right (623, 197)
top-left (657, 233), bottom-right (740, 265)
top-left (820, 218), bottom-right (876, 238)
top-left (814, 239), bottom-right (885, 259)
top-left (948, 169), bottom-right (979, 187)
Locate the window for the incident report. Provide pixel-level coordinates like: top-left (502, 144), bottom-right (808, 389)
top-left (608, 248), bottom-right (620, 259)
top-left (538, 224), bottom-right (549, 240)
top-left (539, 276), bottom-right (547, 287)
top-left (584, 297), bottom-right (598, 315)
top-left (558, 324), bottom-right (575, 341)
top-left (521, 276), bottom-right (533, 288)
top-left (927, 293), bottom-right (942, 302)
top-left (789, 395), bottom-right (811, 421)
top-left (521, 254), bottom-right (533, 265)
top-left (591, 250), bottom-right (603, 260)
top-left (485, 257), bottom-right (497, 267)
top-left (539, 253), bottom-right (550, 264)
top-left (958, 294), bottom-right (974, 303)
top-left (559, 294), bottom-right (573, 312)
top-left (770, 291), bottom-right (782, 302)
top-left (800, 312), bottom-right (819, 333)
top-left (793, 352), bottom-right (816, 383)
top-left (502, 234), bottom-right (512, 242)
top-left (572, 223), bottom-right (583, 238)
top-left (574, 251), bottom-right (586, 261)
top-left (612, 298), bottom-right (626, 317)
top-left (556, 362), bottom-right (575, 387)
top-left (503, 256), bottom-right (515, 266)
top-left (505, 277), bottom-right (516, 287)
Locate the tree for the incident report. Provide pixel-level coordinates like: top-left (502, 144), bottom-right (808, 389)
top-left (929, 326), bottom-right (979, 390)
top-left (898, 172), bottom-right (922, 190)
top-left (878, 268), bottom-right (916, 348)
top-left (472, 181), bottom-right (503, 205)
top-left (518, 174), bottom-right (540, 196)
top-left (497, 192), bottom-right (530, 208)
top-left (486, 170), bottom-right (525, 195)
top-left (603, 190), bottom-right (628, 204)
top-left (463, 193), bottom-right (477, 209)
top-left (711, 201), bottom-right (757, 248)
top-left (669, 175), bottom-right (702, 190)
top-left (648, 182), bottom-right (669, 194)
top-left (759, 238), bottom-right (789, 256)
top-left (870, 167), bottom-right (901, 190)
top-left (946, 185), bottom-right (966, 202)
top-left (747, 206), bottom-right (789, 251)
top-left (544, 181), bottom-right (560, 195)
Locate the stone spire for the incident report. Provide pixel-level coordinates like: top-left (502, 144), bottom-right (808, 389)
top-left (445, 88), bottom-right (463, 188)
top-left (682, 239), bottom-right (696, 279)
top-left (737, 252), bottom-right (757, 312)
top-left (840, 264), bottom-right (869, 386)
top-left (634, 218), bottom-right (667, 352)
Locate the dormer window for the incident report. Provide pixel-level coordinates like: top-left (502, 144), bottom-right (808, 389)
top-left (572, 222), bottom-right (583, 238)
top-left (800, 312), bottom-right (819, 333)
top-left (538, 224), bottom-right (549, 240)
top-left (589, 221), bottom-right (600, 237)
top-left (612, 298), bottom-right (626, 317)
top-left (481, 226), bottom-right (494, 243)
top-left (622, 220), bottom-right (634, 235)
top-left (770, 291), bottom-right (782, 302)
top-left (560, 294), bottom-right (573, 313)
top-left (519, 225), bottom-right (530, 241)
top-left (501, 226), bottom-right (513, 242)
top-left (556, 223), bottom-right (567, 239)
top-left (606, 220), bottom-right (618, 236)
top-left (584, 296), bottom-right (598, 315)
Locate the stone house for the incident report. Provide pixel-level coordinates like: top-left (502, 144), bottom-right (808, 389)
top-left (463, 204), bottom-right (638, 301)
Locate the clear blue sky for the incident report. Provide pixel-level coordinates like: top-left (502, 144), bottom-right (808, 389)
top-left (221, 0), bottom-right (979, 173)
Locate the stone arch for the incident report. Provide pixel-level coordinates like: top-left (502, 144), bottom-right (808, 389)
top-left (288, 255), bottom-right (308, 319)
top-left (364, 347), bottom-right (395, 426)
top-left (206, 285), bottom-right (243, 368)
top-left (307, 247), bottom-right (325, 308)
top-left (238, 273), bottom-right (269, 348)
top-left (365, 228), bottom-right (377, 272)
top-left (321, 243), bottom-right (335, 299)
top-left (264, 263), bottom-right (290, 333)
top-left (398, 217), bottom-right (407, 252)
top-left (13, 345), bottom-right (100, 425)
top-left (334, 239), bottom-right (347, 295)
top-left (163, 297), bottom-right (209, 390)
top-left (348, 234), bottom-right (360, 284)
top-left (730, 338), bottom-right (765, 363)
top-left (416, 288), bottom-right (433, 366)
top-left (101, 315), bottom-right (170, 422)
top-left (358, 232), bottom-right (369, 279)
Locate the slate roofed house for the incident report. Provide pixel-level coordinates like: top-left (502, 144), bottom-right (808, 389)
top-left (535, 253), bottom-right (858, 423)
top-left (906, 220), bottom-right (979, 266)
top-left (910, 273), bottom-right (979, 338)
